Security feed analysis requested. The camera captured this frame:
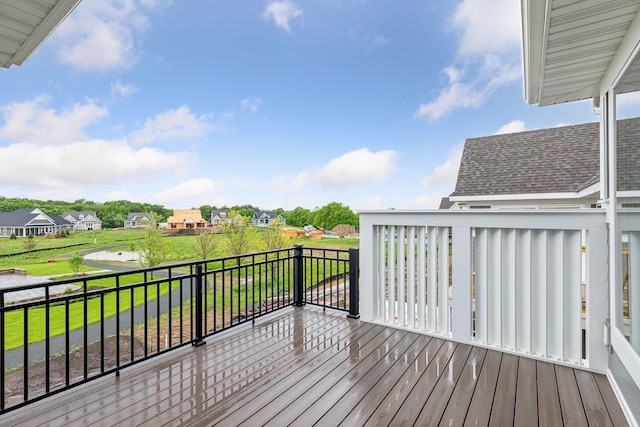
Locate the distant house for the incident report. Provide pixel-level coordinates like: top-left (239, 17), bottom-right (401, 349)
top-left (448, 117), bottom-right (640, 209)
top-left (251, 211), bottom-right (286, 226)
top-left (124, 212), bottom-right (154, 228)
top-left (210, 210), bottom-right (243, 226)
top-left (166, 209), bottom-right (207, 230)
top-left (63, 211), bottom-right (102, 231)
top-left (0, 208), bottom-right (72, 237)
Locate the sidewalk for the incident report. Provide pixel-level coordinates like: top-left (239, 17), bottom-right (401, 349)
top-left (0, 273), bottom-right (80, 303)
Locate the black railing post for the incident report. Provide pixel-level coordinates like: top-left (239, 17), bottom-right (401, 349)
top-left (348, 247), bottom-right (360, 319)
top-left (294, 244), bottom-right (305, 307)
top-left (192, 264), bottom-right (206, 347)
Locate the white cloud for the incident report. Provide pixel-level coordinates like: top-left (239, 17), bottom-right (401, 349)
top-left (366, 35), bottom-right (390, 51)
top-left (421, 144), bottom-right (463, 188)
top-left (407, 192), bottom-right (448, 209)
top-left (316, 148), bottom-right (399, 190)
top-left (262, 1), bottom-right (303, 33)
top-left (0, 96), bottom-right (108, 145)
top-left (111, 80), bottom-right (139, 100)
top-left (140, 178), bottom-right (224, 207)
top-left (449, 0), bottom-right (521, 56)
top-left (415, 54), bottom-right (520, 121)
top-left (270, 148), bottom-right (399, 196)
top-left (0, 140), bottom-right (188, 188)
top-left (100, 190), bottom-right (132, 201)
top-left (372, 35), bottom-right (390, 48)
top-left (272, 171), bottom-right (310, 195)
top-left (0, 96), bottom-right (190, 193)
top-left (353, 195), bottom-right (386, 211)
top-left (415, 0), bottom-right (522, 121)
top-left (241, 96), bottom-right (263, 113)
top-left (54, 0), bottom-right (170, 72)
top-left (130, 105), bottom-right (210, 145)
top-left (495, 119), bottom-right (526, 135)
top-left (32, 188), bottom-right (88, 203)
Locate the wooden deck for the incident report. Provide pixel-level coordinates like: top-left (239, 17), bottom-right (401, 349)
top-left (1, 306), bottom-right (628, 426)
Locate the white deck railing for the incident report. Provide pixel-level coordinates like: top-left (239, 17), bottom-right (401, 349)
top-left (359, 210), bottom-right (609, 372)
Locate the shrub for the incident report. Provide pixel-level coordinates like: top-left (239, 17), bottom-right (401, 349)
top-left (10, 233), bottom-right (16, 240)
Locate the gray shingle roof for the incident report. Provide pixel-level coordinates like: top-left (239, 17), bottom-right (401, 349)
top-left (126, 212), bottom-right (153, 221)
top-left (451, 117), bottom-right (639, 198)
top-left (0, 208), bottom-right (70, 227)
top-left (63, 211), bottom-right (101, 222)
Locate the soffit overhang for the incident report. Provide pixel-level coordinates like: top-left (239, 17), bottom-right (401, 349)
top-left (523, 0), bottom-right (640, 106)
top-left (0, 0), bottom-right (81, 69)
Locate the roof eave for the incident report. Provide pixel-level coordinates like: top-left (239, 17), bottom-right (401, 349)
top-left (521, 0), bottom-right (546, 105)
top-left (5, 0), bottom-right (82, 68)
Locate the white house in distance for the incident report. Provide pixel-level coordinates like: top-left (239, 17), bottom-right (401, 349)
top-left (124, 212), bottom-right (154, 228)
top-left (210, 209), bottom-right (243, 227)
top-left (62, 211), bottom-right (102, 231)
top-left (448, 117), bottom-right (640, 210)
top-left (251, 211), bottom-right (286, 226)
top-left (0, 208), bottom-right (72, 237)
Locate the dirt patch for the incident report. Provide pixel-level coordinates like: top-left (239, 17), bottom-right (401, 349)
top-left (3, 335), bottom-right (145, 406)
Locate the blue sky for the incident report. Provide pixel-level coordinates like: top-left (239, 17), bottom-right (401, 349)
top-left (0, 0), bottom-right (621, 211)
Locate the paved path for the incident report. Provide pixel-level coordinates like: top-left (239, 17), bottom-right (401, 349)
top-left (3, 261), bottom-right (197, 371)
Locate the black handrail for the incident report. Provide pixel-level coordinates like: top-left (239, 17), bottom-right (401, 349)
top-left (0, 245), bottom-right (359, 414)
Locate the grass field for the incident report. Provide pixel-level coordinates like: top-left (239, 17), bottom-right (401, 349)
top-left (1, 228), bottom-right (359, 350)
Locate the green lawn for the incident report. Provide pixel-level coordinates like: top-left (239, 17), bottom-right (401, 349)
top-left (3, 275), bottom-right (179, 350)
top-left (1, 228), bottom-right (359, 350)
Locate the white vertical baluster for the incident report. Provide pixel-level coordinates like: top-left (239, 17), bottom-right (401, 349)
top-left (488, 228), bottom-right (501, 346)
top-left (547, 230), bottom-right (563, 360)
top-left (388, 225), bottom-right (396, 324)
top-left (516, 229), bottom-right (532, 354)
top-left (407, 226), bottom-right (416, 329)
top-left (630, 231), bottom-right (640, 348)
top-left (564, 230), bottom-right (582, 363)
top-left (417, 227), bottom-right (427, 330)
top-left (378, 225), bottom-right (387, 321)
top-left (398, 226), bottom-right (406, 326)
top-left (428, 227), bottom-right (438, 332)
top-left (438, 227), bottom-right (449, 335)
top-left (502, 229), bottom-right (516, 350)
top-left (452, 225), bottom-right (472, 344)
top-left (586, 228), bottom-right (608, 371)
top-left (531, 229), bottom-right (547, 356)
top-left (475, 228), bottom-right (488, 344)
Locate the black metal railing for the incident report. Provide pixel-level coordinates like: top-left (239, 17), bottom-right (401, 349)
top-left (0, 245), bottom-right (359, 414)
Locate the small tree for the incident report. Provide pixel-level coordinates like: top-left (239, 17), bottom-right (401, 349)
top-left (23, 234), bottom-right (37, 253)
top-left (259, 217), bottom-right (286, 251)
top-left (138, 218), bottom-right (171, 276)
top-left (68, 251), bottom-right (85, 276)
top-left (223, 216), bottom-right (254, 261)
top-left (193, 230), bottom-right (218, 260)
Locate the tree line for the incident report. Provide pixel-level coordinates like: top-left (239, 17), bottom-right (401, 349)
top-left (0, 197), bottom-right (359, 232)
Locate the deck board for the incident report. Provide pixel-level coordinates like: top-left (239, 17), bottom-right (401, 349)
top-left (489, 352), bottom-right (518, 426)
top-left (514, 356), bottom-right (538, 427)
top-left (463, 349), bottom-right (502, 426)
top-left (439, 346), bottom-right (487, 427)
top-left (556, 365), bottom-right (589, 426)
top-left (0, 306), bottom-right (629, 427)
top-left (537, 360), bottom-right (564, 426)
